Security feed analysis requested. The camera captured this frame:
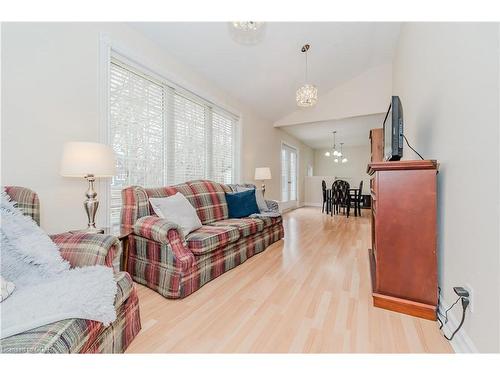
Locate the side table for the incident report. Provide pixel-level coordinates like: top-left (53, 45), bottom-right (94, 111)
top-left (69, 227), bottom-right (132, 272)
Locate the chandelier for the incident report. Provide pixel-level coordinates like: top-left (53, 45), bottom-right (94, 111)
top-left (231, 22), bottom-right (263, 32)
top-left (296, 44), bottom-right (318, 107)
top-left (229, 22), bottom-right (266, 45)
top-left (325, 131), bottom-right (348, 163)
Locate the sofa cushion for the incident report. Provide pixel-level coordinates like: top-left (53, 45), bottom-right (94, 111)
top-left (186, 225), bottom-right (240, 255)
top-left (211, 218), bottom-right (265, 238)
top-left (0, 272), bottom-right (134, 353)
top-left (149, 193), bottom-right (202, 236)
top-left (225, 190), bottom-right (260, 218)
top-left (187, 180), bottom-right (230, 224)
top-left (146, 183), bottom-right (197, 214)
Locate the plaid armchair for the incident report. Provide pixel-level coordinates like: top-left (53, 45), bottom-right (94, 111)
top-left (0, 186), bottom-right (141, 353)
top-left (121, 180), bottom-right (284, 299)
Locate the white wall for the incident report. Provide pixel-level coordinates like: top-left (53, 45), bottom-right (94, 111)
top-left (314, 145), bottom-right (370, 190)
top-left (303, 145), bottom-right (370, 206)
top-left (393, 23), bottom-right (500, 352)
top-left (1, 23), bottom-right (313, 233)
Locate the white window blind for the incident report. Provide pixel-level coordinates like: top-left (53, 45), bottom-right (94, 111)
top-left (211, 111), bottom-right (234, 184)
top-left (108, 57), bottom-right (238, 231)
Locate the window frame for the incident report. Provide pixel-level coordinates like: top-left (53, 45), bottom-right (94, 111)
top-left (99, 35), bottom-right (241, 229)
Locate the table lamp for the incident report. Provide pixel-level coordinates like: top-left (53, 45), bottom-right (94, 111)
top-left (254, 167), bottom-right (272, 196)
top-left (60, 142), bottom-right (116, 233)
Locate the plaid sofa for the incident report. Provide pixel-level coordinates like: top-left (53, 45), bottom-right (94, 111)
top-left (0, 186), bottom-right (141, 353)
top-left (121, 180), bottom-right (284, 299)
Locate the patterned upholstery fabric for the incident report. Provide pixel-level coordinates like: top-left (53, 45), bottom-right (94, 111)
top-left (1, 186), bottom-right (141, 353)
top-left (121, 186), bottom-right (150, 233)
top-left (256, 215), bottom-right (283, 228)
top-left (121, 181), bottom-right (227, 231)
top-left (187, 180), bottom-right (231, 224)
top-left (186, 225), bottom-right (240, 255)
top-left (133, 215), bottom-right (183, 243)
top-left (122, 180), bottom-right (284, 299)
top-left (0, 273), bottom-right (140, 353)
top-left (211, 218), bottom-right (265, 237)
top-left (127, 224), bottom-right (284, 299)
top-left (228, 183), bottom-right (280, 213)
top-left (50, 232), bottom-right (121, 273)
top-left (145, 183), bottom-right (198, 214)
top-left (4, 186), bottom-right (40, 225)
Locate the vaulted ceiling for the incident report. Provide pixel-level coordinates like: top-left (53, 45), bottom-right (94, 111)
top-left (282, 113), bottom-right (386, 149)
top-left (130, 22), bottom-right (401, 123)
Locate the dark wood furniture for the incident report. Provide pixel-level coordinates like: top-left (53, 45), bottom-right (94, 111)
top-left (349, 181), bottom-right (364, 217)
top-left (367, 160), bottom-right (438, 320)
top-left (369, 128), bottom-right (384, 162)
top-left (331, 180), bottom-right (350, 217)
top-left (361, 194), bottom-right (371, 209)
top-left (102, 228), bottom-right (132, 271)
top-left (322, 180), bottom-right (333, 214)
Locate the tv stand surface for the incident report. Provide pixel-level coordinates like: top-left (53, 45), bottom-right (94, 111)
top-left (367, 160), bottom-right (439, 320)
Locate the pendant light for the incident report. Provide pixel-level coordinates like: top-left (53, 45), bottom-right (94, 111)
top-left (325, 131), bottom-right (341, 158)
top-left (340, 143), bottom-right (348, 163)
top-left (296, 44), bottom-right (318, 107)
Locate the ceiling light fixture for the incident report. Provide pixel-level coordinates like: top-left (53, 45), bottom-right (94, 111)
top-left (325, 131), bottom-right (341, 158)
top-left (231, 22), bottom-right (263, 32)
top-left (228, 22), bottom-right (266, 45)
top-left (296, 44), bottom-right (318, 107)
top-left (340, 143), bottom-right (348, 163)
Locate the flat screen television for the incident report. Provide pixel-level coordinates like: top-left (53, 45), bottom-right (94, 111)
top-left (383, 96), bottom-right (404, 161)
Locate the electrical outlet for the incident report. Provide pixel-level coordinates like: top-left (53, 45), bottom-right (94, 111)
top-left (464, 283), bottom-right (474, 313)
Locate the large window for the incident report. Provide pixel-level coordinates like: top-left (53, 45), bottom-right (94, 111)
top-left (108, 57), bottom-right (239, 231)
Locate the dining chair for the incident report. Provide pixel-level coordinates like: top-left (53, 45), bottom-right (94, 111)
top-left (321, 180), bottom-right (327, 213)
top-left (331, 180), bottom-right (350, 217)
top-left (322, 180), bottom-right (333, 214)
top-left (349, 180), bottom-right (364, 216)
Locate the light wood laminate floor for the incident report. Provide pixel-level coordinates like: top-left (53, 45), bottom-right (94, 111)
top-left (126, 207), bottom-right (452, 353)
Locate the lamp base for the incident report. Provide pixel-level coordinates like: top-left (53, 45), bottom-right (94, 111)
top-left (69, 227), bottom-right (105, 235)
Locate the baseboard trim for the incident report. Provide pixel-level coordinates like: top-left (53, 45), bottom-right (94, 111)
top-left (304, 202), bottom-right (321, 207)
top-left (438, 296), bottom-right (478, 353)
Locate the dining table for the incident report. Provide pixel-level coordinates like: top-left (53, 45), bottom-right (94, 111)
top-left (325, 187), bottom-right (362, 217)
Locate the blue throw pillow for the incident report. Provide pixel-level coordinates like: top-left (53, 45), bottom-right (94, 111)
top-left (225, 189), bottom-right (260, 218)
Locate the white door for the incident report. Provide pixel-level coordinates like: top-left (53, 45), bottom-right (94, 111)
top-left (281, 143), bottom-right (298, 209)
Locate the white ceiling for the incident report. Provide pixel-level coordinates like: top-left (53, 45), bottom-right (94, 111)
top-left (130, 22), bottom-right (401, 122)
top-left (282, 113), bottom-right (386, 149)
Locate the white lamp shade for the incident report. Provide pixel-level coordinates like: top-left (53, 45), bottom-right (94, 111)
top-left (60, 142), bottom-right (116, 177)
top-left (254, 167), bottom-right (272, 180)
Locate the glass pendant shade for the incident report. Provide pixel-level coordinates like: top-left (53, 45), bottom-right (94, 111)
top-left (324, 151), bottom-right (331, 157)
top-left (232, 22), bottom-right (263, 32)
top-left (334, 158), bottom-right (339, 163)
top-left (296, 84), bottom-right (318, 107)
top-left (296, 44), bottom-right (318, 107)
top-left (342, 158), bottom-right (348, 163)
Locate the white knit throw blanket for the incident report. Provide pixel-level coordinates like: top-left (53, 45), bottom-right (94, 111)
top-left (0, 191), bottom-right (117, 339)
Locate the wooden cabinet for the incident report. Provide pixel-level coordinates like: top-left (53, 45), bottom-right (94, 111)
top-left (367, 160), bottom-right (438, 320)
top-left (369, 128), bottom-right (384, 162)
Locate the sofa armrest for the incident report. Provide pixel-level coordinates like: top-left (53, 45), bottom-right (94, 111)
top-left (50, 232), bottom-right (121, 273)
top-left (265, 199), bottom-right (280, 213)
top-left (133, 216), bottom-right (183, 244)
top-left (133, 216), bottom-right (194, 270)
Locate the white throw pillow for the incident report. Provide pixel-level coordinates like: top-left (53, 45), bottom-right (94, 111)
top-left (149, 193), bottom-right (202, 236)
top-left (0, 276), bottom-right (15, 303)
top-left (235, 186), bottom-right (268, 213)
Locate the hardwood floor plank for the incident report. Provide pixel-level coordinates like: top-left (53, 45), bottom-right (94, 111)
top-left (126, 207), bottom-right (453, 353)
